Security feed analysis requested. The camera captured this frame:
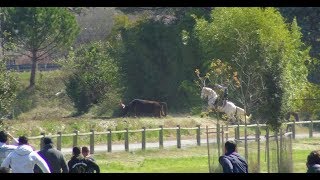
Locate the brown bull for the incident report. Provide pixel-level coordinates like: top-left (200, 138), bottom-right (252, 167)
top-left (121, 99), bottom-right (166, 118)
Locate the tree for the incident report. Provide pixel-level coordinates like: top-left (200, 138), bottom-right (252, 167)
top-left (0, 58), bottom-right (17, 118)
top-left (2, 7), bottom-right (80, 88)
top-left (193, 8), bottom-right (311, 130)
top-left (62, 41), bottom-right (122, 116)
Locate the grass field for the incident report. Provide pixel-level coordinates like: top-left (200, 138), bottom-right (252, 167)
top-left (61, 137), bottom-right (320, 173)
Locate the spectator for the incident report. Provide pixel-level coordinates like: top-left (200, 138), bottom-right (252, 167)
top-left (1, 136), bottom-right (51, 173)
top-left (68, 146), bottom-right (100, 173)
top-left (219, 140), bottom-right (248, 173)
top-left (82, 146), bottom-right (95, 162)
top-left (34, 137), bottom-right (69, 173)
top-left (0, 167), bottom-right (10, 173)
top-left (0, 131), bottom-right (18, 164)
top-left (306, 150), bottom-right (320, 173)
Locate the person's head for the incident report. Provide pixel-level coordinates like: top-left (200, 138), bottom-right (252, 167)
top-left (0, 131), bottom-right (8, 143)
top-left (225, 140), bottom-right (237, 154)
top-left (82, 146), bottom-right (90, 157)
top-left (43, 137), bottom-right (53, 145)
top-left (307, 150), bottom-right (320, 166)
top-left (72, 146), bottom-right (81, 156)
top-left (18, 135), bottom-right (28, 145)
top-left (0, 167), bottom-right (11, 173)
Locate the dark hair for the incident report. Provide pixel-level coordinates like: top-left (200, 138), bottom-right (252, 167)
top-left (0, 131), bottom-right (8, 143)
top-left (73, 146), bottom-right (81, 156)
top-left (43, 137), bottom-right (53, 145)
top-left (0, 167), bottom-right (10, 173)
top-left (82, 146), bottom-right (89, 153)
top-left (18, 136), bottom-right (28, 145)
top-left (225, 140), bottom-right (236, 153)
top-left (307, 150), bottom-right (320, 166)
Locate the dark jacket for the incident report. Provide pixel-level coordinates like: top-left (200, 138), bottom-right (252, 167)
top-left (68, 155), bottom-right (100, 173)
top-left (219, 152), bottom-right (248, 173)
top-left (307, 164), bottom-right (320, 173)
top-left (36, 144), bottom-right (69, 173)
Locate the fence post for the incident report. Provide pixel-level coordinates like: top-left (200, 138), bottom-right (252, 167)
top-left (256, 124), bottom-right (261, 173)
top-left (236, 124), bottom-right (240, 140)
top-left (279, 128), bottom-right (283, 173)
top-left (196, 125), bottom-right (201, 146)
top-left (142, 127), bottom-right (146, 150)
top-left (309, 118), bottom-right (313, 138)
top-left (73, 130), bottom-right (79, 147)
top-left (275, 130), bottom-right (280, 173)
top-left (159, 125), bottom-right (164, 149)
top-left (217, 123), bottom-right (221, 157)
top-left (177, 125), bottom-right (181, 149)
top-left (125, 128), bottom-right (129, 152)
top-left (292, 119), bottom-right (296, 139)
top-left (90, 129), bottom-right (94, 154)
top-left (221, 125), bottom-right (224, 155)
top-left (226, 124), bottom-right (229, 141)
top-left (266, 127), bottom-right (270, 173)
top-left (57, 132), bottom-right (62, 151)
top-left (107, 129), bottom-right (112, 152)
top-left (40, 132), bottom-right (45, 150)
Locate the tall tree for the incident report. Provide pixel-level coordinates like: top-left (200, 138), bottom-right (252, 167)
top-left (2, 7), bottom-right (80, 88)
top-left (194, 8), bottom-right (310, 130)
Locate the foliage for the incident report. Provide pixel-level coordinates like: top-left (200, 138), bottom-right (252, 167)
top-left (0, 59), bottom-right (17, 118)
top-left (193, 8), bottom-right (310, 130)
top-left (62, 41), bottom-right (122, 116)
top-left (1, 7), bottom-right (80, 88)
top-left (112, 12), bottom-right (205, 112)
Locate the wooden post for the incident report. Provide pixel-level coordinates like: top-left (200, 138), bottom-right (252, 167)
top-left (244, 123), bottom-right (248, 161)
top-left (73, 130), bottom-right (78, 147)
top-left (125, 128), bottom-right (129, 152)
top-left (107, 129), bottom-right (112, 152)
top-left (226, 124), bottom-right (229, 141)
top-left (279, 128), bottom-right (283, 173)
top-left (217, 123), bottom-right (221, 157)
top-left (40, 132), bottom-right (45, 150)
top-left (266, 128), bottom-right (270, 173)
top-left (90, 129), bottom-right (94, 154)
top-left (57, 132), bottom-right (62, 151)
top-left (257, 124), bottom-right (261, 173)
top-left (196, 125), bottom-right (201, 146)
top-left (292, 119), bottom-right (296, 139)
top-left (275, 130), bottom-right (280, 173)
top-left (206, 126), bottom-right (212, 173)
top-left (221, 125), bottom-right (224, 155)
top-left (236, 124), bottom-right (240, 140)
top-left (177, 125), bottom-right (181, 149)
top-left (159, 125), bottom-right (163, 149)
top-left (142, 127), bottom-right (146, 150)
top-left (309, 119), bottom-right (313, 138)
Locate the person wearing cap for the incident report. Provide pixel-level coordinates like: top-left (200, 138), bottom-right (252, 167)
top-left (219, 140), bottom-right (248, 173)
top-left (1, 135), bottom-right (51, 173)
top-left (35, 137), bottom-right (69, 173)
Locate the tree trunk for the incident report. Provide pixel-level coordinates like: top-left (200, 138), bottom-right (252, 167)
top-left (29, 50), bottom-right (37, 88)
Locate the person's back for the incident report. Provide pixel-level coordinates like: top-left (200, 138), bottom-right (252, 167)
top-left (68, 147), bottom-right (100, 173)
top-left (36, 137), bottom-right (68, 173)
top-left (1, 136), bottom-right (51, 173)
top-left (219, 140), bottom-right (248, 173)
top-left (306, 150), bottom-right (320, 173)
top-left (0, 131), bottom-right (17, 165)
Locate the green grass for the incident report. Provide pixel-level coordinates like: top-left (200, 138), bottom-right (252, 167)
top-left (64, 137), bottom-right (319, 173)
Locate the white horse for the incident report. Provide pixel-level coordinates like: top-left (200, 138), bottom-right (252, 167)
top-left (200, 87), bottom-right (251, 123)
